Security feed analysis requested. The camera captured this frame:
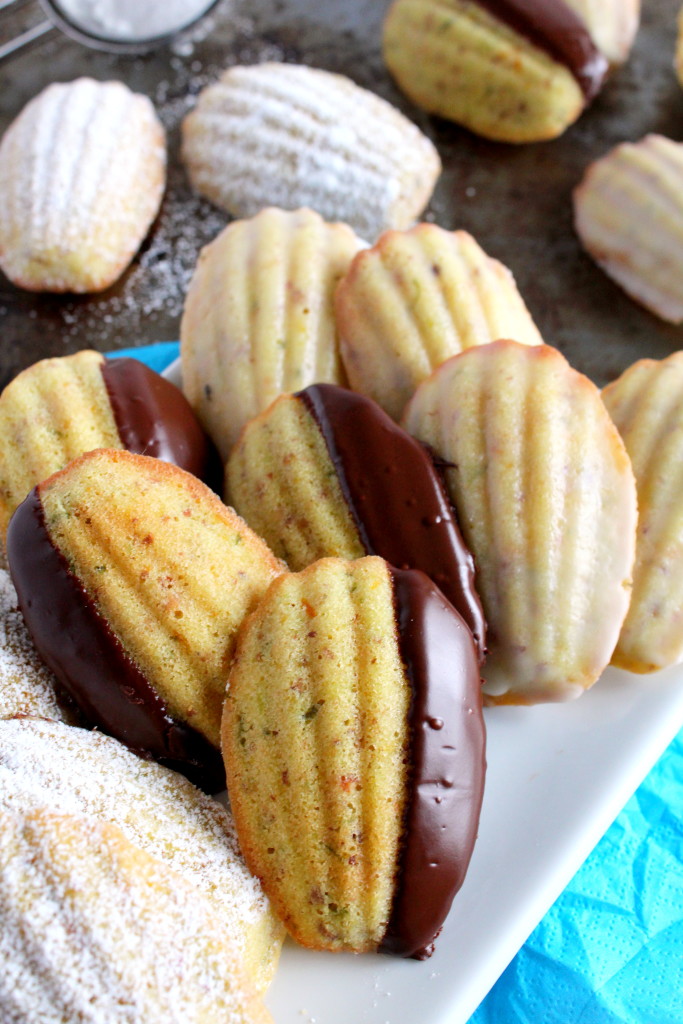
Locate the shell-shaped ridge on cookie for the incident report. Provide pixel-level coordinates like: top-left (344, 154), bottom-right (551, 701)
top-left (6, 448), bottom-right (283, 790)
top-left (0, 350), bottom-right (216, 545)
top-left (181, 62), bottom-right (441, 241)
top-left (0, 716), bottom-right (284, 993)
top-left (0, 78), bottom-right (166, 293)
top-left (226, 383), bottom-right (486, 660)
top-left (382, 0), bottom-right (608, 143)
top-left (403, 340), bottom-right (638, 704)
top-left (574, 134), bottom-right (683, 323)
top-left (181, 206), bottom-right (365, 458)
top-left (222, 556), bottom-right (485, 957)
top-left (603, 351), bottom-right (683, 673)
top-left (336, 224), bottom-right (543, 421)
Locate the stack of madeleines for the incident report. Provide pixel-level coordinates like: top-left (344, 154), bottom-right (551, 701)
top-left (3, 194), bottom-right (681, 1022)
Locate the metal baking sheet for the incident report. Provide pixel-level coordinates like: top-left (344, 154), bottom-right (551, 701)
top-left (1, 0), bottom-right (682, 393)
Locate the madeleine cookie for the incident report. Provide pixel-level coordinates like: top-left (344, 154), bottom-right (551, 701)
top-left (181, 62), bottom-right (441, 242)
top-left (226, 384), bottom-right (486, 659)
top-left (181, 207), bottom-right (364, 458)
top-left (404, 341), bottom-right (637, 704)
top-left (336, 225), bottom-right (543, 420)
top-left (573, 134), bottom-right (683, 323)
top-left (563, 0), bottom-right (640, 65)
top-left (0, 78), bottom-right (165, 293)
top-left (0, 806), bottom-right (272, 1024)
top-left (223, 557), bottom-right (485, 958)
top-left (603, 353), bottom-right (683, 673)
top-left (7, 448), bottom-right (283, 790)
top-left (0, 350), bottom-right (216, 545)
top-left (0, 569), bottom-right (77, 723)
top-left (0, 717), bottom-right (283, 992)
top-left (382, 0), bottom-right (608, 143)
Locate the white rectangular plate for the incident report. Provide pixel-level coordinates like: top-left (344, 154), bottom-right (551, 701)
top-left (164, 359), bottom-right (683, 1024)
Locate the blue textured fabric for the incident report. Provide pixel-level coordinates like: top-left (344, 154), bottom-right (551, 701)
top-left (107, 341), bottom-right (180, 375)
top-left (469, 730), bottom-right (683, 1024)
top-left (125, 341), bottom-right (683, 1024)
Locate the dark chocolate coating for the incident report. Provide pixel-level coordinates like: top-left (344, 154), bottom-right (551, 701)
top-left (299, 383), bottom-right (486, 662)
top-left (6, 488), bottom-right (225, 793)
top-left (476, 0), bottom-right (608, 100)
top-left (101, 357), bottom-right (222, 488)
top-left (381, 567), bottom-right (486, 959)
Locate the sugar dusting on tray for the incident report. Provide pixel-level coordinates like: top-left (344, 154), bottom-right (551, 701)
top-left (55, 29), bottom-right (287, 347)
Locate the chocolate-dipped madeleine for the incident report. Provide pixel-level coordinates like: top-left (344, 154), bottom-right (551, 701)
top-left (7, 448), bottom-right (283, 791)
top-left (563, 0), bottom-right (640, 66)
top-left (0, 350), bottom-right (217, 546)
top-left (226, 384), bottom-right (486, 660)
top-left (222, 556), bottom-right (486, 957)
top-left (383, 0), bottom-right (609, 143)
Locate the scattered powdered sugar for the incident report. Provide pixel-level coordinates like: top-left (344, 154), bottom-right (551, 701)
top-left (0, 569), bottom-right (74, 723)
top-left (0, 716), bottom-right (274, 954)
top-left (43, 22), bottom-right (291, 347)
top-left (56, 179), bottom-right (228, 331)
top-left (0, 806), bottom-right (266, 1023)
top-left (57, 57), bottom-right (231, 339)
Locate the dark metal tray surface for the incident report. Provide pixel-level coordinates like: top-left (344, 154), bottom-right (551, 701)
top-left (1, 0), bottom-right (682, 392)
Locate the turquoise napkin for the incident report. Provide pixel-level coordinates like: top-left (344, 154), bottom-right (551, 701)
top-left (114, 341), bottom-right (683, 1024)
top-left (469, 730), bottom-right (683, 1024)
top-left (110, 341), bottom-right (180, 374)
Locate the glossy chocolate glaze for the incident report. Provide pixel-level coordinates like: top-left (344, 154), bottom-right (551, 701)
top-left (6, 488), bottom-right (225, 793)
top-left (476, 0), bottom-right (608, 100)
top-left (381, 567), bottom-right (486, 959)
top-left (101, 357), bottom-right (221, 488)
top-left (299, 383), bottom-right (486, 661)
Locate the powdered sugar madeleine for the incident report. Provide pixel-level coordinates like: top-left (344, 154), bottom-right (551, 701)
top-left (6, 448), bottom-right (283, 790)
top-left (336, 224), bottom-right (543, 421)
top-left (563, 0), bottom-right (640, 65)
top-left (383, 0), bottom-right (608, 143)
top-left (222, 557), bottom-right (485, 957)
top-left (0, 806), bottom-right (272, 1024)
top-left (574, 134), bottom-right (683, 323)
top-left (0, 568), bottom-right (77, 723)
top-left (181, 62), bottom-right (441, 242)
top-left (0, 78), bottom-right (165, 293)
top-left (403, 341), bottom-right (637, 705)
top-left (182, 207), bottom-right (364, 458)
top-left (602, 352), bottom-right (683, 673)
top-left (0, 349), bottom-right (215, 547)
top-left (0, 717), bottom-right (283, 993)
